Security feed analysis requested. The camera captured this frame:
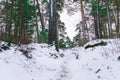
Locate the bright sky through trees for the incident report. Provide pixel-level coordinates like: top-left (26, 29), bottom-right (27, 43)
top-left (60, 9), bottom-right (81, 40)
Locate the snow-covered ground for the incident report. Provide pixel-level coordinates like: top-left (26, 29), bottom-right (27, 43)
top-left (0, 39), bottom-right (120, 80)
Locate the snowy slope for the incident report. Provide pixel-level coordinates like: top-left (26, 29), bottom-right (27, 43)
top-left (0, 39), bottom-right (120, 80)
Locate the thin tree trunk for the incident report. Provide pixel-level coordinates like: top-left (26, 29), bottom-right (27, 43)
top-left (98, 11), bottom-right (102, 39)
top-left (18, 0), bottom-right (23, 44)
top-left (8, 0), bottom-right (14, 46)
top-left (33, 0), bottom-right (39, 42)
top-left (96, 0), bottom-right (100, 39)
top-left (96, 0), bottom-right (102, 39)
top-left (79, 0), bottom-right (86, 44)
top-left (14, 0), bottom-right (19, 43)
top-left (105, 0), bottom-right (112, 38)
top-left (5, 0), bottom-right (9, 42)
top-left (116, 7), bottom-right (119, 37)
top-left (94, 13), bottom-right (99, 39)
top-left (35, 11), bottom-right (39, 42)
top-left (36, 0), bottom-right (45, 31)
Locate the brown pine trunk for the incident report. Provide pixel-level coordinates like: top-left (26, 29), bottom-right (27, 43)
top-left (13, 0), bottom-right (19, 43)
top-left (18, 0), bottom-right (23, 44)
top-left (79, 0), bottom-right (86, 45)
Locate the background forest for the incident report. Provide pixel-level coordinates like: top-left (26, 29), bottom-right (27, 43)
top-left (0, 0), bottom-right (120, 80)
top-left (0, 0), bottom-right (120, 51)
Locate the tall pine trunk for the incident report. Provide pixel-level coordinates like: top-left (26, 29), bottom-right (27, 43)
top-left (18, 0), bottom-right (23, 44)
top-left (79, 0), bottom-right (86, 45)
top-left (48, 0), bottom-right (59, 51)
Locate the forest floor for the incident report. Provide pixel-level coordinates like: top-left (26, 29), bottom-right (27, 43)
top-left (0, 39), bottom-right (120, 80)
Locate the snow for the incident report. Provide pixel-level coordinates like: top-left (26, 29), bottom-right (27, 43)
top-left (0, 39), bottom-right (120, 80)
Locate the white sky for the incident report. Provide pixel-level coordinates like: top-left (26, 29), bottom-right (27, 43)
top-left (60, 9), bottom-right (81, 40)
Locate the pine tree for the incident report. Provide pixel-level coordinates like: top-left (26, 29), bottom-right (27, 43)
top-left (0, 0), bottom-right (37, 44)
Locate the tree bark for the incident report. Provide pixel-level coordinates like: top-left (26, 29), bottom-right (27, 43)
top-left (48, 0), bottom-right (59, 51)
top-left (116, 7), bottom-right (119, 37)
top-left (93, 13), bottom-right (99, 39)
top-left (96, 0), bottom-right (102, 39)
top-left (8, 0), bottom-right (14, 46)
top-left (79, 0), bottom-right (87, 45)
top-left (18, 0), bottom-right (23, 44)
top-left (105, 0), bottom-right (112, 38)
